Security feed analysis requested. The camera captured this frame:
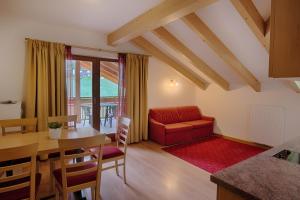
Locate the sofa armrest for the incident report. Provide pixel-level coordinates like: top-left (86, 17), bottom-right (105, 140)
top-left (149, 118), bottom-right (166, 145)
top-left (202, 115), bottom-right (215, 122)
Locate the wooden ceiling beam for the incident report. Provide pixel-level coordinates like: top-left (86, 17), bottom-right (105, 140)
top-left (101, 63), bottom-right (118, 75)
top-left (183, 13), bottom-right (261, 92)
top-left (265, 17), bottom-right (271, 51)
top-left (100, 69), bottom-right (118, 84)
top-left (76, 61), bottom-right (118, 83)
top-left (131, 36), bottom-right (209, 90)
top-left (79, 61), bottom-right (92, 70)
top-left (101, 61), bottom-right (119, 73)
top-left (230, 0), bottom-right (269, 51)
top-left (153, 27), bottom-right (230, 90)
top-left (107, 0), bottom-right (217, 45)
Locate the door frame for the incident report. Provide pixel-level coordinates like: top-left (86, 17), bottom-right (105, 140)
top-left (71, 55), bottom-right (118, 130)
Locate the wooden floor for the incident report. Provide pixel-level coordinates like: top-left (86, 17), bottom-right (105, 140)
top-left (39, 141), bottom-right (217, 200)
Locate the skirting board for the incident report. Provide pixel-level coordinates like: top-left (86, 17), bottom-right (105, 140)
top-left (214, 133), bottom-right (272, 150)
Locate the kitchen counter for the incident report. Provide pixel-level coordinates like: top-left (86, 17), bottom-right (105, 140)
top-left (210, 137), bottom-right (300, 200)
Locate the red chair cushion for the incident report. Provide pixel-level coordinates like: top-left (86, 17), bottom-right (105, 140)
top-left (53, 163), bottom-right (97, 187)
top-left (183, 120), bottom-right (213, 128)
top-left (177, 106), bottom-right (202, 122)
top-left (165, 123), bottom-right (193, 133)
top-left (103, 146), bottom-right (124, 160)
top-left (90, 146), bottom-right (124, 160)
top-left (149, 108), bottom-right (180, 124)
top-left (0, 173), bottom-right (41, 200)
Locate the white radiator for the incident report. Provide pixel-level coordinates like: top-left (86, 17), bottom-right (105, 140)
top-left (0, 101), bottom-right (22, 120)
top-left (248, 105), bottom-right (285, 146)
top-left (0, 101), bottom-right (22, 134)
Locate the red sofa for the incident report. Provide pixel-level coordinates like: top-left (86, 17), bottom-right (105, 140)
top-left (149, 106), bottom-right (214, 146)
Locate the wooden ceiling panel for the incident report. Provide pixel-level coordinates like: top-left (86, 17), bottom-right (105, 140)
top-left (100, 69), bottom-right (118, 83)
top-left (101, 61), bottom-right (119, 73)
top-left (100, 64), bottom-right (118, 76)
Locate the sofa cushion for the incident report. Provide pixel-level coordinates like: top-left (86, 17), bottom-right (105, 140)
top-left (165, 123), bottom-right (193, 133)
top-left (183, 120), bottom-right (213, 129)
top-left (177, 106), bottom-right (202, 122)
top-left (149, 108), bottom-right (180, 124)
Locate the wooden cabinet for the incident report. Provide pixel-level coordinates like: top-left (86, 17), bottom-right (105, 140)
top-left (217, 185), bottom-right (246, 200)
top-left (269, 0), bottom-right (300, 77)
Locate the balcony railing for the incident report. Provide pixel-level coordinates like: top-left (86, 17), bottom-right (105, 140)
top-left (67, 97), bottom-right (118, 123)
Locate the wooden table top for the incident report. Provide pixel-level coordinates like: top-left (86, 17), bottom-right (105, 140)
top-left (0, 127), bottom-right (111, 155)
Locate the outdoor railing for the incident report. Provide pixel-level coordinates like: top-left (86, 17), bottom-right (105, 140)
top-left (67, 97), bottom-right (118, 122)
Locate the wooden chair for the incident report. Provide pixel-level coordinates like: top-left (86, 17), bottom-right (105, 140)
top-left (91, 117), bottom-right (131, 184)
top-left (0, 143), bottom-right (41, 200)
top-left (47, 115), bottom-right (80, 192)
top-left (0, 118), bottom-right (37, 136)
top-left (48, 115), bottom-right (77, 129)
top-left (53, 135), bottom-right (105, 200)
top-left (0, 118), bottom-right (38, 176)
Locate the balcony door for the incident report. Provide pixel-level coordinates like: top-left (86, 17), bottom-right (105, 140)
top-left (66, 55), bottom-right (119, 132)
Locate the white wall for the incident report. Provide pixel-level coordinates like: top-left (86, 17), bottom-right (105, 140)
top-left (196, 81), bottom-right (300, 146)
top-left (0, 16), bottom-right (196, 109)
top-left (148, 58), bottom-right (197, 108)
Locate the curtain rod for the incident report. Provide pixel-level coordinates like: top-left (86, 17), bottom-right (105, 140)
top-left (25, 38), bottom-right (151, 56)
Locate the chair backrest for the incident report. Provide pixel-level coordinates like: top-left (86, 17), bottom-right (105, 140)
top-left (48, 115), bottom-right (77, 129)
top-left (0, 143), bottom-right (38, 200)
top-left (116, 117), bottom-right (131, 153)
top-left (0, 118), bottom-right (37, 136)
top-left (58, 135), bottom-right (105, 191)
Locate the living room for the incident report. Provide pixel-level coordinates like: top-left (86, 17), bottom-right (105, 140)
top-left (1, 0), bottom-right (300, 200)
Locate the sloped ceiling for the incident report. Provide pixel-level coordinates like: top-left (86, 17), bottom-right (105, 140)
top-left (141, 0), bottom-right (271, 89)
top-left (196, 1), bottom-right (269, 81)
top-left (0, 0), bottom-right (273, 89)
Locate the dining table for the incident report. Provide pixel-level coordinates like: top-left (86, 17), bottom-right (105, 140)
top-left (0, 127), bottom-right (111, 155)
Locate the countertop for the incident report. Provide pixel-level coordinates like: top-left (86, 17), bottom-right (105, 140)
top-left (210, 137), bottom-right (300, 200)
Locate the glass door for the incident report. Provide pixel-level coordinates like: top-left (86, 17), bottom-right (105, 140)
top-left (66, 56), bottom-right (119, 132)
top-left (99, 60), bottom-right (119, 134)
top-left (66, 56), bottom-right (94, 129)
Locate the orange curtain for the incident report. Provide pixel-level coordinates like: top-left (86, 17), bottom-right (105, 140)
top-left (122, 53), bottom-right (149, 143)
top-left (23, 39), bottom-right (67, 131)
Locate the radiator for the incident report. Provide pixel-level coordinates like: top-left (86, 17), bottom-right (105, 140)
top-left (0, 101), bottom-right (22, 134)
top-left (248, 104), bottom-right (285, 146)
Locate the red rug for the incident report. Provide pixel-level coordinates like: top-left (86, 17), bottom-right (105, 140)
top-left (162, 137), bottom-right (266, 173)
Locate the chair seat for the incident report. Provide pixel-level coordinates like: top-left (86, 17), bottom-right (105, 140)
top-left (182, 120), bottom-right (213, 129)
top-left (53, 163), bottom-right (97, 187)
top-left (0, 173), bottom-right (41, 200)
top-left (90, 146), bottom-right (124, 160)
top-left (165, 123), bottom-right (193, 133)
